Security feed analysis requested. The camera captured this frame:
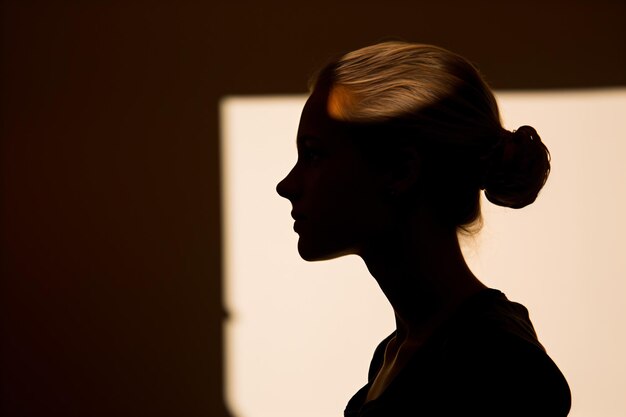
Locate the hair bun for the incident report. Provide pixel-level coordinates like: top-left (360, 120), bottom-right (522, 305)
top-left (482, 125), bottom-right (551, 209)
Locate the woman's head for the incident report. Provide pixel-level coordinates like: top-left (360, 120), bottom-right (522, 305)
top-left (319, 42), bottom-right (550, 225)
top-left (277, 41), bottom-right (550, 259)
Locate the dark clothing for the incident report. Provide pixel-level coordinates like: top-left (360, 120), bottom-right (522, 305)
top-left (344, 289), bottom-right (571, 416)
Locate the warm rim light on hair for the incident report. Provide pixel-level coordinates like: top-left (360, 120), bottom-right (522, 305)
top-left (311, 41), bottom-right (551, 233)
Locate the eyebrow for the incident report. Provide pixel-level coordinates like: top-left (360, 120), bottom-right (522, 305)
top-left (297, 134), bottom-right (321, 145)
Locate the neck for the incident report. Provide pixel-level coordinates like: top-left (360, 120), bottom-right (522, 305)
top-left (359, 214), bottom-right (486, 345)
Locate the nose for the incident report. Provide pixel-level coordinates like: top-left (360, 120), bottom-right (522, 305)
top-left (276, 165), bottom-right (299, 201)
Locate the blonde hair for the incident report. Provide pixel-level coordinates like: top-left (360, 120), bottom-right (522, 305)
top-left (311, 41), bottom-right (550, 232)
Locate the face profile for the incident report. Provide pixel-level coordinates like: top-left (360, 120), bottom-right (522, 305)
top-left (276, 85), bottom-right (392, 262)
top-left (274, 41), bottom-right (570, 416)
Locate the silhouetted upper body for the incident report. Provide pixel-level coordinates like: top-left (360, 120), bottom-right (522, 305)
top-left (344, 289), bottom-right (570, 416)
top-left (276, 42), bottom-right (570, 416)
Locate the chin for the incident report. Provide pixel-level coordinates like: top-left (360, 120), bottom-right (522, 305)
top-left (297, 239), bottom-right (354, 262)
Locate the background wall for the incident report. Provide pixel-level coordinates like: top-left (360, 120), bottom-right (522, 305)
top-left (221, 90), bottom-right (626, 417)
top-left (1, 1), bottom-right (625, 416)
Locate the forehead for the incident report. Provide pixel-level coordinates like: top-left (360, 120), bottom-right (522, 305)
top-left (297, 86), bottom-right (362, 145)
top-left (298, 87), bottom-right (335, 140)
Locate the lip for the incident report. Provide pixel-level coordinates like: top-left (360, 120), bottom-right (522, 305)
top-left (293, 220), bottom-right (301, 232)
top-left (291, 211), bottom-right (307, 221)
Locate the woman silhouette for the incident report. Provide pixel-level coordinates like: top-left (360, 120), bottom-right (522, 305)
top-left (276, 42), bottom-right (570, 416)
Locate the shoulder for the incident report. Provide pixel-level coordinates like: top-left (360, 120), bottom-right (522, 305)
top-left (439, 329), bottom-right (571, 416)
top-left (437, 290), bottom-right (571, 416)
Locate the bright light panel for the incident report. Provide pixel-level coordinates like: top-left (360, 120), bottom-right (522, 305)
top-left (220, 89), bottom-right (626, 417)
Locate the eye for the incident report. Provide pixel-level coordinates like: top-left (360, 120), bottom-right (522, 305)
top-left (298, 144), bottom-right (326, 164)
top-left (302, 148), bottom-right (322, 162)
top-left (297, 136), bottom-right (326, 165)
